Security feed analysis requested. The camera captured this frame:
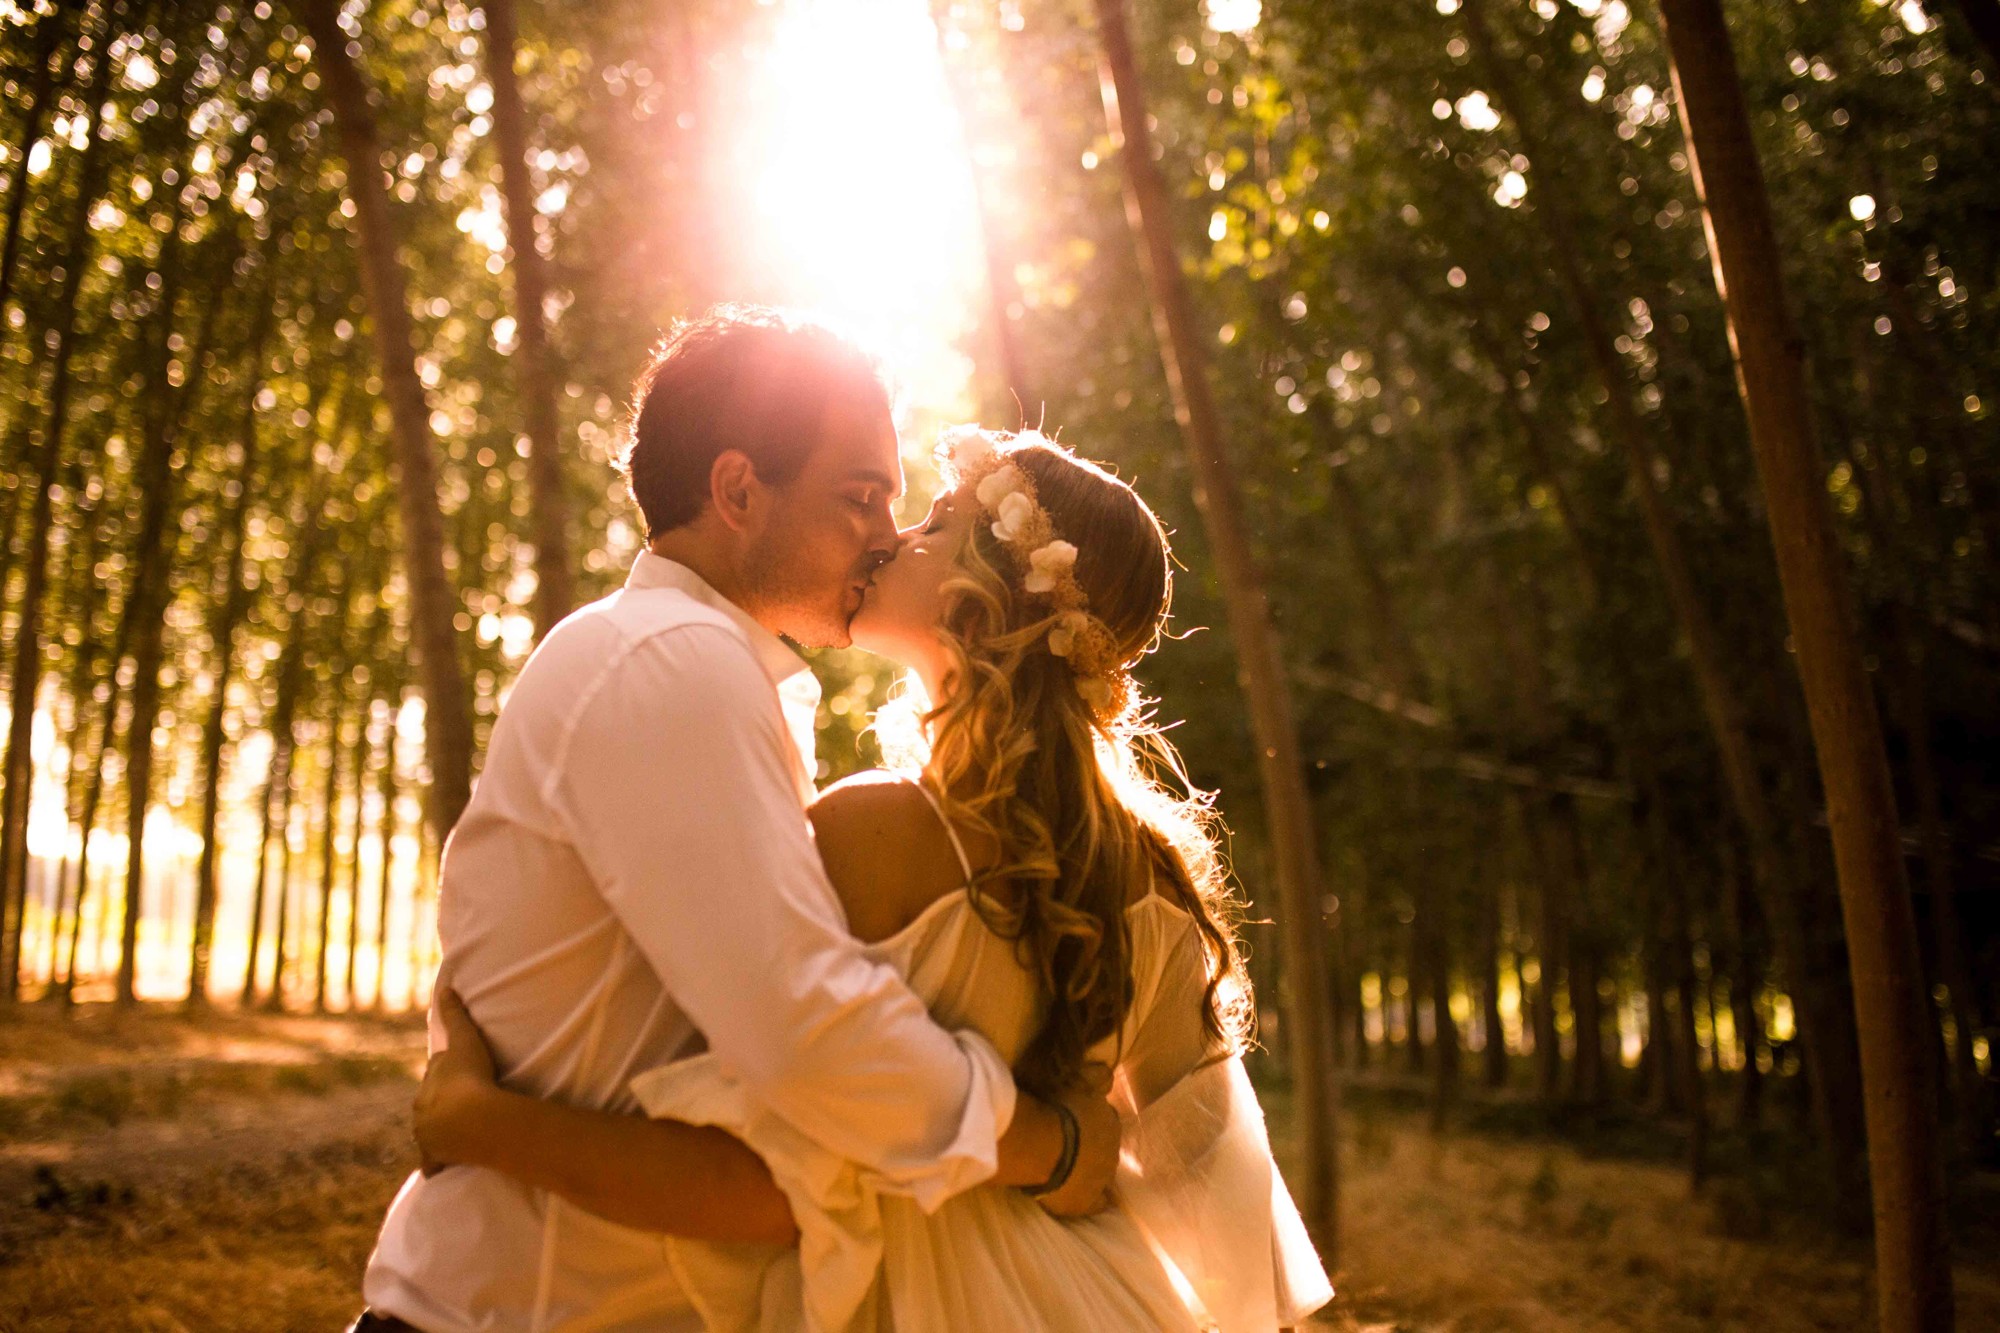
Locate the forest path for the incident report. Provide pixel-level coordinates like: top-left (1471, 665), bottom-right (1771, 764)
top-left (3, 1008), bottom-right (1997, 1331)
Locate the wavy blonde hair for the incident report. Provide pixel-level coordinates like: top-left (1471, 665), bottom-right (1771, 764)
top-left (885, 436), bottom-right (1253, 1097)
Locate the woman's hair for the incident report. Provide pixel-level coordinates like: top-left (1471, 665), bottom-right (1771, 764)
top-left (890, 434), bottom-right (1253, 1097)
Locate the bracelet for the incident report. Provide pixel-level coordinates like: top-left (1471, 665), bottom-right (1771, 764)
top-left (1021, 1096), bottom-right (1081, 1198)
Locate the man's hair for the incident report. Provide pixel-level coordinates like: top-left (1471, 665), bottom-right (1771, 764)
top-left (618, 305), bottom-right (890, 536)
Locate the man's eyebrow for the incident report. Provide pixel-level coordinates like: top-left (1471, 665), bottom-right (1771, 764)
top-left (845, 468), bottom-right (901, 492)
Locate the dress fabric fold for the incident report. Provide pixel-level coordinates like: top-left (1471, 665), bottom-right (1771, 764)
top-left (629, 892), bottom-right (1333, 1332)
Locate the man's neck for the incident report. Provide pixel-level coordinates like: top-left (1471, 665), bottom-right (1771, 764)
top-left (648, 532), bottom-right (753, 614)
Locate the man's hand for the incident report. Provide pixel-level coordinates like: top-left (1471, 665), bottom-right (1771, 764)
top-left (1032, 1087), bottom-right (1121, 1217)
top-left (414, 988), bottom-right (501, 1176)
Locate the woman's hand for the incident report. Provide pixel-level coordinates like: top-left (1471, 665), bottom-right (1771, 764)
top-left (414, 988), bottom-right (501, 1176)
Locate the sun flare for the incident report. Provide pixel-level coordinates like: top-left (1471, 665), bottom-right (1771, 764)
top-left (728, 0), bottom-right (989, 424)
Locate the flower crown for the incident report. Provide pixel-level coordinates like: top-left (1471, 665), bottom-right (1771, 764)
top-left (937, 426), bottom-right (1134, 722)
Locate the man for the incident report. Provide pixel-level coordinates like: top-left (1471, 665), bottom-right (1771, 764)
top-left (357, 307), bottom-right (1115, 1331)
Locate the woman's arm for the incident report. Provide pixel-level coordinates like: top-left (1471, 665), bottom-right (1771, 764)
top-left (418, 976), bottom-right (1116, 1237)
top-left (416, 990), bottom-right (799, 1246)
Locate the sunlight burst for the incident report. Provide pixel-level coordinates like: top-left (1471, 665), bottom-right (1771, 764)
top-left (732, 0), bottom-right (987, 420)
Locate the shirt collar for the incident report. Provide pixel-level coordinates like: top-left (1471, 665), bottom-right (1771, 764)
top-left (625, 550), bottom-right (819, 700)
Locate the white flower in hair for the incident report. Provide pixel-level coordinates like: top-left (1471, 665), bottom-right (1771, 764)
top-left (1024, 539), bottom-right (1078, 594)
top-left (990, 490), bottom-right (1035, 543)
top-left (1076, 678), bottom-right (1114, 711)
top-left (975, 463), bottom-right (1024, 511)
top-left (1047, 608), bottom-right (1091, 657)
top-left (949, 427), bottom-right (998, 474)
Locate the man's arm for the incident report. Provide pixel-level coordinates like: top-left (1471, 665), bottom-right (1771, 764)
top-left (543, 625), bottom-right (1018, 1208)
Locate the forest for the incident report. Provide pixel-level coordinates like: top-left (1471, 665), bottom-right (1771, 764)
top-left (0, 0), bottom-right (1995, 1329)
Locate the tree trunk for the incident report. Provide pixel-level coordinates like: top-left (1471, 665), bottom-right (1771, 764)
top-left (0, 6), bottom-right (73, 334)
top-left (1521, 800), bottom-right (1567, 1104)
top-left (313, 705), bottom-right (345, 1013)
top-left (115, 173), bottom-right (220, 1007)
top-left (295, 0), bottom-right (474, 837)
top-left (241, 738), bottom-right (293, 1009)
top-left (1092, 0), bottom-right (1339, 1255)
top-left (1423, 890), bottom-right (1460, 1132)
top-left (41, 486), bottom-right (109, 997)
top-left (0, 34), bottom-right (115, 1000)
top-left (1724, 840), bottom-right (1768, 1128)
top-left (341, 687), bottom-right (375, 1009)
top-left (270, 788), bottom-right (299, 1010)
top-left (1658, 2), bottom-right (1953, 1323)
top-left (370, 696), bottom-right (400, 1012)
top-left (187, 361), bottom-right (271, 1008)
top-left (238, 526), bottom-right (329, 1005)
top-left (481, 0), bottom-right (575, 638)
top-left (1479, 882), bottom-right (1509, 1088)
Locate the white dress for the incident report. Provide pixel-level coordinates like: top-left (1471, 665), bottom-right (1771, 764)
top-left (629, 783), bottom-right (1333, 1332)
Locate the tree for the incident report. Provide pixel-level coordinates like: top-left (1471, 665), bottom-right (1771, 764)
top-left (1092, 0), bottom-right (1340, 1255)
top-left (1658, 1), bottom-right (1954, 1324)
top-left (293, 0), bottom-right (474, 838)
top-left (481, 0), bottom-right (576, 638)
top-left (0, 16), bottom-right (117, 1000)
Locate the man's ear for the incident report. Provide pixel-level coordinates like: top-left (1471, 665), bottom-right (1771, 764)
top-left (708, 450), bottom-right (762, 533)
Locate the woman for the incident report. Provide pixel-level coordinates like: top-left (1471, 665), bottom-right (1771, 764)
top-left (415, 428), bottom-right (1332, 1332)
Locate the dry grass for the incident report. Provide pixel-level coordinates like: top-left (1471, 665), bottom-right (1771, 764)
top-left (1300, 1088), bottom-right (2000, 1333)
top-left (3, 1008), bottom-right (1996, 1332)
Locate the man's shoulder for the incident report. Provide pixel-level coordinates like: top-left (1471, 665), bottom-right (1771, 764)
top-left (529, 588), bottom-right (756, 684)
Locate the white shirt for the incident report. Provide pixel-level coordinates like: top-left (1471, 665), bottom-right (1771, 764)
top-left (363, 553), bottom-right (1016, 1333)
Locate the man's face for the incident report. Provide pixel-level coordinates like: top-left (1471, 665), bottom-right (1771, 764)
top-left (738, 400), bottom-right (904, 649)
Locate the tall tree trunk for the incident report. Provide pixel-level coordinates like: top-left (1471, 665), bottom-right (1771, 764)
top-left (369, 696), bottom-right (400, 1012)
top-left (241, 739), bottom-right (294, 1009)
top-left (1521, 799), bottom-right (1567, 1104)
top-left (1659, 3), bottom-right (1953, 1324)
top-left (0, 32), bottom-right (115, 1000)
top-left (1479, 881), bottom-right (1509, 1088)
top-left (313, 704), bottom-right (345, 1013)
top-left (295, 0), bottom-right (474, 837)
top-left (0, 6), bottom-right (73, 337)
top-left (59, 712), bottom-right (119, 1006)
top-left (34, 435), bottom-right (109, 998)
top-left (1724, 840), bottom-right (1768, 1128)
top-left (270, 788), bottom-right (299, 1010)
top-left (114, 176), bottom-right (219, 1007)
top-left (187, 360), bottom-right (271, 1007)
top-left (238, 521), bottom-right (330, 1005)
top-left (341, 686), bottom-right (375, 1009)
top-left (1423, 891), bottom-right (1460, 1132)
top-left (1092, 0), bottom-right (1338, 1254)
top-left (481, 0), bottom-right (575, 638)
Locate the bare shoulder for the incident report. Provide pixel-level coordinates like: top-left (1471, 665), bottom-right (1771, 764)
top-left (809, 772), bottom-right (966, 944)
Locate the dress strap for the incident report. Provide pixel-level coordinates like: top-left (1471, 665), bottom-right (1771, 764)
top-left (909, 778), bottom-right (975, 887)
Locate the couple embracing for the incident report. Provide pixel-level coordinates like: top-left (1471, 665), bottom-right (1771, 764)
top-left (352, 306), bottom-right (1331, 1332)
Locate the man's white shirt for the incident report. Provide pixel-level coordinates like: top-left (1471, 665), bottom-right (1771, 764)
top-left (363, 552), bottom-right (1016, 1332)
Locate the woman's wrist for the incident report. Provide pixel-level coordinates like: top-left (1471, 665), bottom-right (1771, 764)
top-left (992, 1093), bottom-right (1066, 1188)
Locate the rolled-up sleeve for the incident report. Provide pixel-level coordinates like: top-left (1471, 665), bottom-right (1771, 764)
top-left (542, 622), bottom-right (1014, 1207)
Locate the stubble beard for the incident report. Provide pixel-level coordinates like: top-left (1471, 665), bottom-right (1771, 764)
top-left (741, 534), bottom-right (862, 649)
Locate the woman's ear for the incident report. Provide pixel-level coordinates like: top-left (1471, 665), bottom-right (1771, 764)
top-left (708, 449), bottom-right (762, 532)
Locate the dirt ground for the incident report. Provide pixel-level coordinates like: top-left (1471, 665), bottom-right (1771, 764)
top-left (2, 1006), bottom-right (1996, 1332)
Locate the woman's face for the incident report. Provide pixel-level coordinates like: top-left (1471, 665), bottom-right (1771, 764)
top-left (850, 484), bottom-right (978, 675)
